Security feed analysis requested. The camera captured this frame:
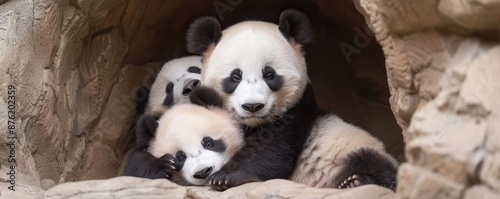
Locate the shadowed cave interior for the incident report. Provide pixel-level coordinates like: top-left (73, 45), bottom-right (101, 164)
top-left (101, 0), bottom-right (405, 176)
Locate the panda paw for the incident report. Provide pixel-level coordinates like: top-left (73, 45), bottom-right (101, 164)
top-left (207, 170), bottom-right (257, 191)
top-left (337, 174), bottom-right (366, 189)
top-left (152, 154), bottom-right (177, 179)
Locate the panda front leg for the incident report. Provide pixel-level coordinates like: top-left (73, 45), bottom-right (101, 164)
top-left (124, 150), bottom-right (178, 179)
top-left (207, 133), bottom-right (298, 191)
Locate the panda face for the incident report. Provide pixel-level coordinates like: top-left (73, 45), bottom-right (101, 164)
top-left (147, 56), bottom-right (203, 117)
top-left (148, 104), bottom-right (243, 185)
top-left (172, 136), bottom-right (230, 185)
top-left (202, 22), bottom-right (308, 126)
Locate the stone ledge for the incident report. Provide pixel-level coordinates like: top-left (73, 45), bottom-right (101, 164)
top-left (0, 177), bottom-right (396, 199)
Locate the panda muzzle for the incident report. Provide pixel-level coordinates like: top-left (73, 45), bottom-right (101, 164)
top-left (182, 79), bottom-right (201, 96)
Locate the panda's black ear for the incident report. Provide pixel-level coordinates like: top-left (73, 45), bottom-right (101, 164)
top-left (278, 9), bottom-right (313, 45)
top-left (135, 114), bottom-right (159, 150)
top-left (189, 86), bottom-right (224, 108)
top-left (187, 16), bottom-right (222, 54)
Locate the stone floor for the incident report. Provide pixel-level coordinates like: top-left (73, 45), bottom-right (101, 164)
top-left (0, 177), bottom-right (395, 199)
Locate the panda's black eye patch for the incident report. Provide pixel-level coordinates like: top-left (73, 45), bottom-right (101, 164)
top-left (176, 151), bottom-right (186, 162)
top-left (222, 68), bottom-right (242, 94)
top-left (263, 68), bottom-right (275, 80)
top-left (201, 137), bottom-right (226, 152)
top-left (262, 66), bottom-right (283, 92)
top-left (202, 138), bottom-right (213, 148)
top-left (166, 83), bottom-right (174, 93)
top-left (163, 82), bottom-right (174, 106)
top-left (187, 66), bottom-right (201, 74)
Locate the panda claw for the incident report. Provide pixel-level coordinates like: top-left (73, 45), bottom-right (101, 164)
top-left (225, 180), bottom-right (228, 185)
top-left (354, 180), bottom-right (360, 186)
top-left (338, 174), bottom-right (366, 189)
top-left (168, 165), bottom-right (176, 170)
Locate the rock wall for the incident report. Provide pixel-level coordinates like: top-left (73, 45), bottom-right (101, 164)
top-left (358, 0), bottom-right (500, 198)
top-left (0, 0), bottom-right (159, 191)
top-left (1, 176), bottom-right (395, 199)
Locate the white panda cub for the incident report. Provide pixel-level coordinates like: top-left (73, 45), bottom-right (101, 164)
top-left (124, 87), bottom-right (244, 186)
top-left (121, 55), bottom-right (203, 177)
top-left (145, 55), bottom-right (203, 117)
top-left (186, 9), bottom-right (398, 191)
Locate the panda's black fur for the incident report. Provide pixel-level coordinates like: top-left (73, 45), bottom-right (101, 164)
top-left (123, 114), bottom-right (176, 179)
top-left (186, 9), bottom-right (398, 191)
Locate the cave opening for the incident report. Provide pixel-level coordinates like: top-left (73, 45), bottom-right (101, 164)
top-left (51, 0), bottom-right (404, 182)
top-left (81, 0), bottom-right (404, 180)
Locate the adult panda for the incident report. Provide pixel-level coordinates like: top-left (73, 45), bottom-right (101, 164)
top-left (124, 87), bottom-right (244, 186)
top-left (145, 55), bottom-right (203, 117)
top-left (186, 9), bottom-right (399, 191)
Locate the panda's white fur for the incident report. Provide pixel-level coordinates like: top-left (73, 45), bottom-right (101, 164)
top-left (147, 56), bottom-right (202, 117)
top-left (202, 21), bottom-right (307, 127)
top-left (148, 103), bottom-right (243, 185)
top-left (289, 115), bottom-right (398, 188)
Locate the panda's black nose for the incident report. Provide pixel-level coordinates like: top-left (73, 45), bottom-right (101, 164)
top-left (193, 166), bottom-right (213, 179)
top-left (242, 103), bottom-right (264, 113)
top-left (182, 80), bottom-right (200, 96)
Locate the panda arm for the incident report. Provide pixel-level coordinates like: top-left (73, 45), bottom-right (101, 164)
top-left (123, 150), bottom-right (177, 179)
top-left (208, 129), bottom-right (298, 190)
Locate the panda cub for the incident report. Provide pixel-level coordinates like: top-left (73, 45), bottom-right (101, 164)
top-left (186, 9), bottom-right (398, 191)
top-left (120, 55), bottom-right (203, 177)
top-left (145, 55), bottom-right (203, 117)
top-left (124, 87), bottom-right (244, 186)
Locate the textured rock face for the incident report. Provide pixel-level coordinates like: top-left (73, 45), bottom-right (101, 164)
top-left (0, 177), bottom-right (395, 199)
top-left (0, 0), bottom-right (160, 190)
top-left (358, 0), bottom-right (500, 198)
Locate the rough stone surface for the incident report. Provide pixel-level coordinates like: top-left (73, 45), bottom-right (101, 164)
top-left (0, 177), bottom-right (395, 199)
top-left (247, 180), bottom-right (395, 199)
top-left (0, 0), bottom-right (158, 191)
top-left (359, 0), bottom-right (500, 198)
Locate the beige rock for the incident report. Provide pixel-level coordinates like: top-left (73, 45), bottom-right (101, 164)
top-left (44, 176), bottom-right (187, 199)
top-left (397, 164), bottom-right (464, 199)
top-left (187, 182), bottom-right (260, 199)
top-left (248, 179), bottom-right (395, 199)
top-left (359, 0), bottom-right (500, 198)
top-left (463, 185), bottom-right (500, 199)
